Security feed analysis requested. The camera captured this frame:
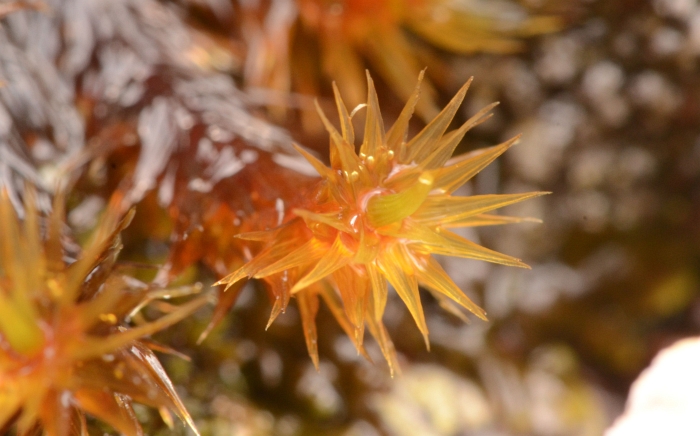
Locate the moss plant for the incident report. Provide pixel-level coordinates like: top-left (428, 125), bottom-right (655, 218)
top-left (216, 72), bottom-right (547, 374)
top-left (0, 188), bottom-right (207, 435)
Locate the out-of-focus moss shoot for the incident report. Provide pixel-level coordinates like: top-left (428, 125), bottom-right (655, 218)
top-left (0, 186), bottom-right (206, 436)
top-left (242, 0), bottom-right (561, 126)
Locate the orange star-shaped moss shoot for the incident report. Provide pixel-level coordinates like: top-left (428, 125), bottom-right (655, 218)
top-left (217, 72), bottom-right (547, 374)
top-left (0, 187), bottom-right (207, 436)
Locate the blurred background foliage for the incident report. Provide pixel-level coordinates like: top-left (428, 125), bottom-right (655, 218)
top-left (1, 0), bottom-right (700, 434)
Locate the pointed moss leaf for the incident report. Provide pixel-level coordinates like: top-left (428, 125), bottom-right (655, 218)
top-left (253, 238), bottom-right (326, 279)
top-left (315, 99), bottom-right (345, 147)
top-left (396, 220), bottom-right (530, 268)
top-left (402, 77), bottom-right (472, 164)
top-left (130, 342), bottom-right (200, 436)
top-left (332, 82), bottom-right (355, 145)
top-left (364, 264), bottom-right (398, 374)
top-left (386, 69), bottom-right (424, 152)
top-left (432, 135), bottom-right (520, 194)
top-left (360, 71), bottom-right (386, 158)
top-left (365, 309), bottom-right (400, 377)
top-left (379, 244), bottom-right (429, 349)
top-left (442, 214), bottom-right (543, 228)
top-left (214, 239), bottom-right (300, 288)
top-left (420, 102), bottom-right (498, 169)
top-left (413, 192), bottom-right (549, 225)
top-left (291, 236), bottom-right (353, 292)
top-left (367, 263), bottom-right (388, 322)
top-left (293, 209), bottom-right (354, 234)
top-left (292, 143), bottom-right (335, 179)
top-left (74, 297), bottom-right (209, 360)
top-left (318, 282), bottom-right (371, 359)
top-left (316, 98), bottom-right (363, 179)
top-left (297, 290), bottom-right (320, 369)
top-left (417, 258), bottom-right (487, 320)
top-left (426, 288), bottom-right (472, 323)
top-left (64, 207), bottom-right (136, 306)
top-left (266, 282), bottom-right (288, 330)
top-left (74, 390), bottom-right (143, 436)
top-left (430, 228), bottom-right (529, 268)
top-left (332, 265), bottom-right (367, 330)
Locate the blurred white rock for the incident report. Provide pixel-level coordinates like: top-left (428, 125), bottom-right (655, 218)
top-left (606, 337), bottom-right (700, 436)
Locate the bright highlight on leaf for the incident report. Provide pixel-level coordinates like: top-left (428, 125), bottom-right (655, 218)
top-left (216, 72), bottom-right (548, 375)
top-left (0, 187), bottom-right (206, 436)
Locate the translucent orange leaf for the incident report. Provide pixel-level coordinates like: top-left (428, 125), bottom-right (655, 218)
top-left (378, 244), bottom-right (429, 349)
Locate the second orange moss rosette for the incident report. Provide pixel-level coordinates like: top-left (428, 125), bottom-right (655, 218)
top-left (243, 0), bottom-right (561, 125)
top-left (217, 72), bottom-right (547, 374)
top-left (0, 188), bottom-right (206, 435)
